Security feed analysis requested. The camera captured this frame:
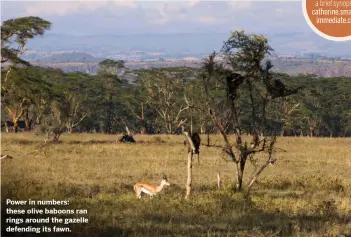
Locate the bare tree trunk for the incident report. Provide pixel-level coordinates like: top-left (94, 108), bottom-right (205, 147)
top-left (125, 124), bottom-right (131, 136)
top-left (6, 105), bottom-right (25, 133)
top-left (166, 122), bottom-right (172, 134)
top-left (13, 120), bottom-right (19, 133)
top-left (24, 110), bottom-right (31, 131)
top-left (236, 165), bottom-right (243, 191)
top-left (236, 155), bottom-right (247, 191)
top-left (140, 119), bottom-right (148, 134)
top-left (246, 161), bottom-right (271, 196)
top-left (184, 131), bottom-right (196, 199)
top-left (185, 151), bottom-right (193, 199)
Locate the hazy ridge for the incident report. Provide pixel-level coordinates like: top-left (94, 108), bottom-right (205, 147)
top-left (30, 51), bottom-right (351, 77)
top-left (25, 32), bottom-right (351, 59)
top-left (24, 32), bottom-right (351, 77)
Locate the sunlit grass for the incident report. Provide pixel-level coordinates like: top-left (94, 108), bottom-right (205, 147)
top-left (1, 133), bottom-right (351, 236)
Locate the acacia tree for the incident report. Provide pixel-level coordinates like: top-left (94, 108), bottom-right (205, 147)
top-left (96, 59), bottom-right (127, 133)
top-left (1, 16), bottom-right (51, 84)
top-left (98, 59), bottom-right (125, 75)
top-left (182, 75), bottom-right (216, 147)
top-left (123, 84), bottom-right (152, 134)
top-left (1, 67), bottom-right (52, 132)
top-left (28, 67), bottom-right (64, 126)
top-left (137, 68), bottom-right (196, 134)
top-left (52, 72), bottom-right (93, 133)
top-left (287, 77), bottom-right (351, 137)
top-left (1, 16), bottom-right (51, 131)
top-left (201, 31), bottom-right (300, 193)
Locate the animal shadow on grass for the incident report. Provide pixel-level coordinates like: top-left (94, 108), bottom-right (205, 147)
top-left (94, 227), bottom-right (133, 237)
top-left (2, 179), bottom-right (349, 237)
top-left (1, 197), bottom-right (348, 237)
top-left (139, 193), bottom-right (349, 236)
top-left (142, 208), bottom-right (348, 236)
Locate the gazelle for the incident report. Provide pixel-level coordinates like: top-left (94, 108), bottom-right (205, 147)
top-left (133, 175), bottom-right (170, 199)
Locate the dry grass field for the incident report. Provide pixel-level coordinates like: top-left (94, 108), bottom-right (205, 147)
top-left (1, 133), bottom-right (351, 236)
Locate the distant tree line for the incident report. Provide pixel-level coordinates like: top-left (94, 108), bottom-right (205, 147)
top-left (2, 60), bottom-right (350, 138)
top-left (1, 16), bottom-right (351, 138)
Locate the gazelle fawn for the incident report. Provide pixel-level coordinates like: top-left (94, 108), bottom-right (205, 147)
top-left (133, 175), bottom-right (170, 199)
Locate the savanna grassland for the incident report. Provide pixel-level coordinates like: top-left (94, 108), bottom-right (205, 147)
top-left (1, 133), bottom-right (351, 237)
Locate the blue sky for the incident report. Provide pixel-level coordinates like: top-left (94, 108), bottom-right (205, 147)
top-left (1, 1), bottom-right (309, 36)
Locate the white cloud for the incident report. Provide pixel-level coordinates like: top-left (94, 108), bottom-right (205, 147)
top-left (26, 2), bottom-right (80, 16)
top-left (188, 0), bottom-right (200, 8)
top-left (198, 16), bottom-right (218, 24)
top-left (1, 1), bottom-right (309, 36)
top-left (25, 0), bottom-right (137, 16)
top-left (114, 0), bottom-right (137, 9)
top-left (227, 1), bottom-right (252, 11)
top-left (141, 2), bottom-right (189, 25)
top-left (143, 6), bottom-right (170, 25)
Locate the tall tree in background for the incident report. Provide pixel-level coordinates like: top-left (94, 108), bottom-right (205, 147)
top-left (29, 67), bottom-right (64, 126)
top-left (137, 68), bottom-right (196, 134)
top-left (97, 59), bottom-right (127, 133)
top-left (1, 16), bottom-right (51, 82)
top-left (183, 75), bottom-right (212, 135)
top-left (98, 59), bottom-right (125, 75)
top-left (202, 31), bottom-right (301, 193)
top-left (1, 16), bottom-right (51, 132)
top-left (52, 72), bottom-right (95, 133)
top-left (1, 67), bottom-right (52, 132)
top-left (123, 84), bottom-right (151, 134)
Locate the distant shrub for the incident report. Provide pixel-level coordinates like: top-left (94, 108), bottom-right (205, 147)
top-left (34, 124), bottom-right (64, 144)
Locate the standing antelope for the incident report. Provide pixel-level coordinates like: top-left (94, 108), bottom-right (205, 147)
top-left (133, 175), bottom-right (170, 199)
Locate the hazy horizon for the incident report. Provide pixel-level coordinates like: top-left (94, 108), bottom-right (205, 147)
top-left (2, 1), bottom-right (351, 57)
top-left (1, 1), bottom-right (312, 36)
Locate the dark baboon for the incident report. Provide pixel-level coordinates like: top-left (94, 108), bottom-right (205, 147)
top-left (191, 132), bottom-right (201, 154)
top-left (226, 73), bottom-right (245, 101)
top-left (261, 61), bottom-right (302, 99)
top-left (184, 132), bottom-right (201, 164)
top-left (118, 133), bottom-right (136, 143)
